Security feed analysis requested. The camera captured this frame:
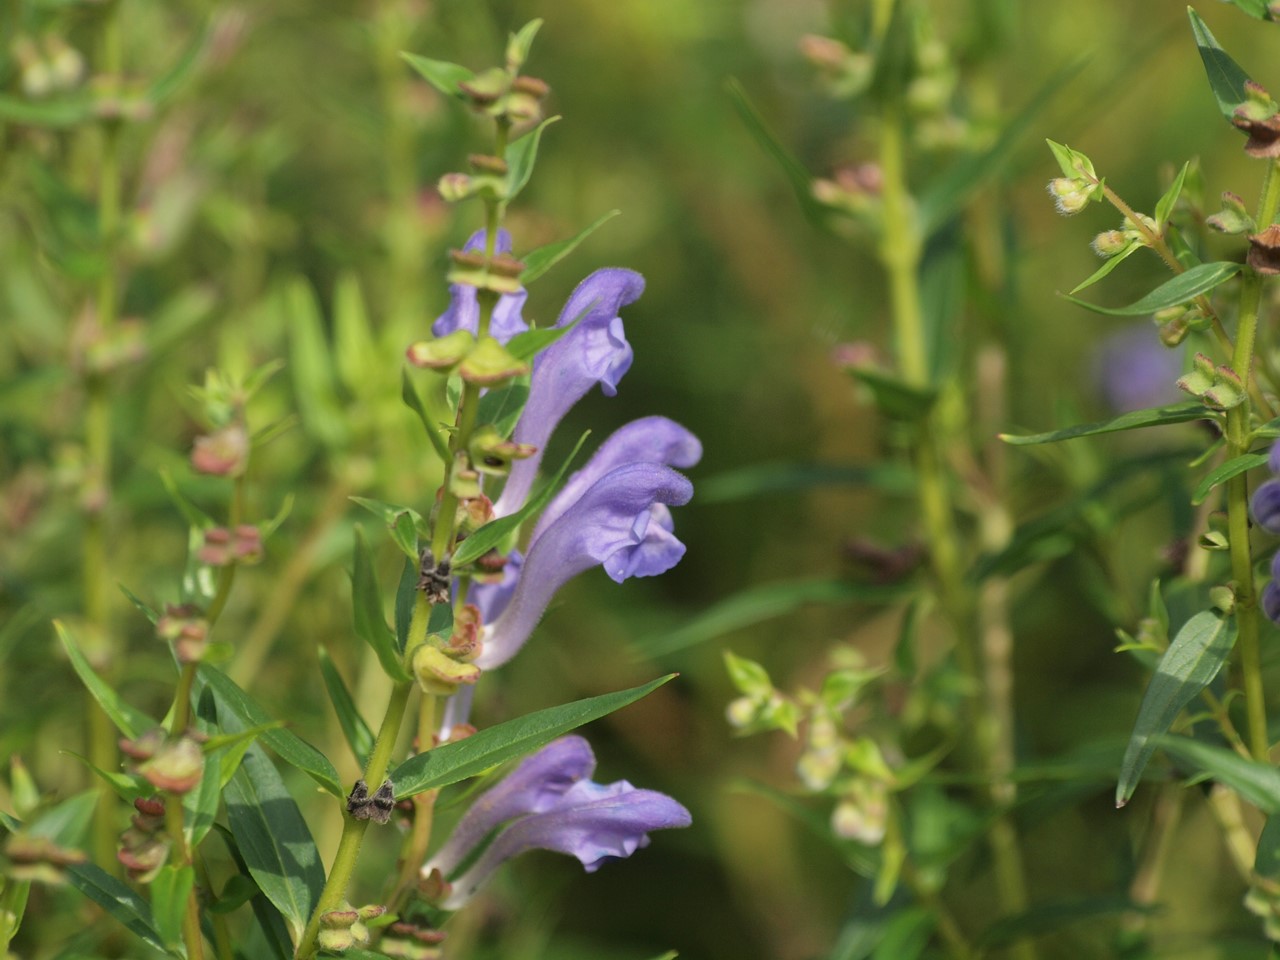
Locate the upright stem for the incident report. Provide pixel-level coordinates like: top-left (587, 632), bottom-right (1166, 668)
top-left (295, 679), bottom-right (415, 959)
top-left (1227, 158), bottom-right (1280, 763)
top-left (85, 0), bottom-right (124, 873)
top-left (877, 107), bottom-right (1034, 956)
top-left (387, 694), bottom-right (440, 914)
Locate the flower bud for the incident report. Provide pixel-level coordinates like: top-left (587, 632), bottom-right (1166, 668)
top-left (406, 329), bottom-right (476, 371)
top-left (457, 336), bottom-right (529, 386)
top-left (1206, 191), bottom-right (1255, 235)
top-left (198, 527), bottom-right (234, 566)
top-left (831, 779), bottom-right (889, 845)
top-left (1091, 230), bottom-right (1130, 257)
top-left (468, 426), bottom-right (537, 476)
top-left (412, 643), bottom-right (482, 695)
top-left (139, 737), bottom-right (204, 794)
top-left (191, 423), bottom-right (249, 477)
top-left (1047, 178), bottom-right (1090, 215)
top-left (437, 172), bottom-right (475, 203)
top-left (468, 153), bottom-right (509, 175)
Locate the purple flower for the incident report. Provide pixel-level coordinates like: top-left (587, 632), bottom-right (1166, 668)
top-left (476, 462), bottom-right (693, 669)
top-left (422, 736), bottom-right (690, 910)
top-left (1093, 325), bottom-right (1182, 413)
top-left (493, 268), bottom-right (643, 517)
top-left (1270, 439), bottom-right (1280, 477)
top-left (532, 416), bottom-right (702, 542)
top-left (432, 229), bottom-right (529, 344)
top-left (1252, 479), bottom-right (1280, 535)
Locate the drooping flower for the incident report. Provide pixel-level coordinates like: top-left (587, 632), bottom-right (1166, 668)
top-left (476, 462), bottom-right (693, 669)
top-left (1093, 325), bottom-right (1182, 414)
top-left (432, 229), bottom-right (529, 344)
top-left (422, 735), bottom-right (690, 911)
top-left (1252, 439), bottom-right (1280, 625)
top-left (492, 268), bottom-right (643, 517)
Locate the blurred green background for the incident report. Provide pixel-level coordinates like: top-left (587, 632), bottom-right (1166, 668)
top-left (4, 1), bottom-right (1280, 957)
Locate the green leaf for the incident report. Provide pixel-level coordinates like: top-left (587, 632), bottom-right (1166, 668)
top-left (452, 430), bottom-right (591, 566)
top-left (506, 19), bottom-right (544, 70)
top-left (149, 15), bottom-right (211, 104)
top-left (504, 117), bottom-right (559, 202)
top-left (1155, 735), bottom-right (1280, 812)
top-left (1000, 402), bottom-right (1210, 446)
top-left (25, 790), bottom-right (99, 846)
top-left (1187, 8), bottom-right (1256, 119)
top-left (867, 0), bottom-right (914, 104)
top-left (476, 381), bottom-right (529, 439)
top-left (850, 368), bottom-right (938, 421)
top-left (159, 468), bottom-right (216, 531)
top-left (696, 462), bottom-right (915, 503)
top-left (401, 369), bottom-right (451, 462)
top-left (636, 579), bottom-right (916, 658)
top-left (505, 324), bottom-right (573, 363)
top-left (63, 751), bottom-right (148, 803)
top-left (1222, 0), bottom-right (1274, 18)
top-left (54, 620), bottom-right (153, 740)
top-left (1067, 240), bottom-right (1143, 296)
top-left (333, 272), bottom-right (378, 398)
top-left (150, 864), bottom-right (195, 950)
top-left (118, 584), bottom-right (160, 624)
top-left (199, 666), bottom-right (343, 797)
top-left (1154, 161), bottom-right (1191, 231)
top-left (224, 743), bottom-right (326, 943)
top-left (520, 210), bottom-right (621, 284)
top-left (65, 863), bottom-right (168, 954)
top-left (284, 277), bottom-right (348, 450)
top-left (318, 647), bottom-right (374, 767)
top-left (392, 675), bottom-right (675, 798)
top-left (725, 77), bottom-right (825, 225)
top-left (978, 897), bottom-right (1150, 949)
top-left (350, 497), bottom-right (423, 562)
top-left (871, 907), bottom-right (933, 960)
top-left (395, 557), bottom-right (420, 650)
top-left (1115, 610), bottom-right (1238, 807)
top-left (0, 93), bottom-right (93, 128)
top-left (1063, 261), bottom-right (1242, 316)
top-left (1192, 452), bottom-right (1268, 504)
top-left (400, 52), bottom-right (476, 99)
top-left (1257, 813), bottom-right (1280, 877)
top-left (351, 526), bottom-right (412, 682)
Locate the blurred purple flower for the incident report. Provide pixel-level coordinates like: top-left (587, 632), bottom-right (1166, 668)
top-left (1093, 325), bottom-right (1182, 413)
top-left (493, 268), bottom-right (643, 517)
top-left (422, 735), bottom-right (690, 910)
top-left (476, 462), bottom-right (693, 669)
top-left (432, 229), bottom-right (529, 344)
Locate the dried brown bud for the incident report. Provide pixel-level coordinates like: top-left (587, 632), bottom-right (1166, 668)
top-left (510, 75), bottom-right (549, 99)
top-left (1233, 114), bottom-right (1280, 158)
top-left (1248, 224), bottom-right (1280, 276)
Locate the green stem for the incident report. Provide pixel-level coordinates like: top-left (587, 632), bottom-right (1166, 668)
top-left (295, 678), bottom-right (415, 959)
top-left (878, 109), bottom-right (1035, 958)
top-left (386, 694), bottom-right (440, 915)
top-left (1227, 158), bottom-right (1280, 764)
top-left (85, 0), bottom-right (125, 875)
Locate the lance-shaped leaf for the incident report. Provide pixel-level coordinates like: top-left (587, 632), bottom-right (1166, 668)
top-left (350, 496), bottom-right (422, 561)
top-left (725, 77), bottom-right (825, 225)
top-left (1188, 8), bottom-right (1257, 119)
top-left (1115, 610), bottom-right (1237, 807)
top-left (224, 743), bottom-right (325, 943)
top-left (452, 430), bottom-right (590, 567)
top-left (1155, 735), bottom-right (1280, 813)
top-left (150, 864), bottom-right (195, 951)
top-left (55, 620), bottom-right (153, 740)
top-left (66, 863), bottom-right (168, 954)
top-left (1192, 452), bottom-right (1268, 504)
top-left (505, 117), bottom-right (559, 201)
top-left (199, 666), bottom-right (342, 797)
top-left (350, 526), bottom-right (411, 682)
top-left (1000, 402), bottom-right (1211, 446)
top-left (392, 675), bottom-right (674, 798)
top-left (520, 210), bottom-right (621, 284)
top-left (318, 647), bottom-right (374, 767)
top-left (401, 52), bottom-right (476, 99)
top-left (1063, 261), bottom-right (1242, 316)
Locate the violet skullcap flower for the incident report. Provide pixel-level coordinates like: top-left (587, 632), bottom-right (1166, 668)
top-left (1252, 478), bottom-right (1280, 536)
top-left (432, 228), bottom-right (529, 344)
top-left (531, 416), bottom-right (702, 542)
top-left (476, 462), bottom-right (693, 670)
top-left (1269, 439), bottom-right (1280, 477)
top-left (1264, 580), bottom-right (1280, 625)
top-left (422, 736), bottom-right (690, 911)
top-left (492, 268), bottom-right (644, 517)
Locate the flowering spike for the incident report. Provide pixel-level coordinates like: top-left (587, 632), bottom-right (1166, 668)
top-left (432, 229), bottom-right (529, 344)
